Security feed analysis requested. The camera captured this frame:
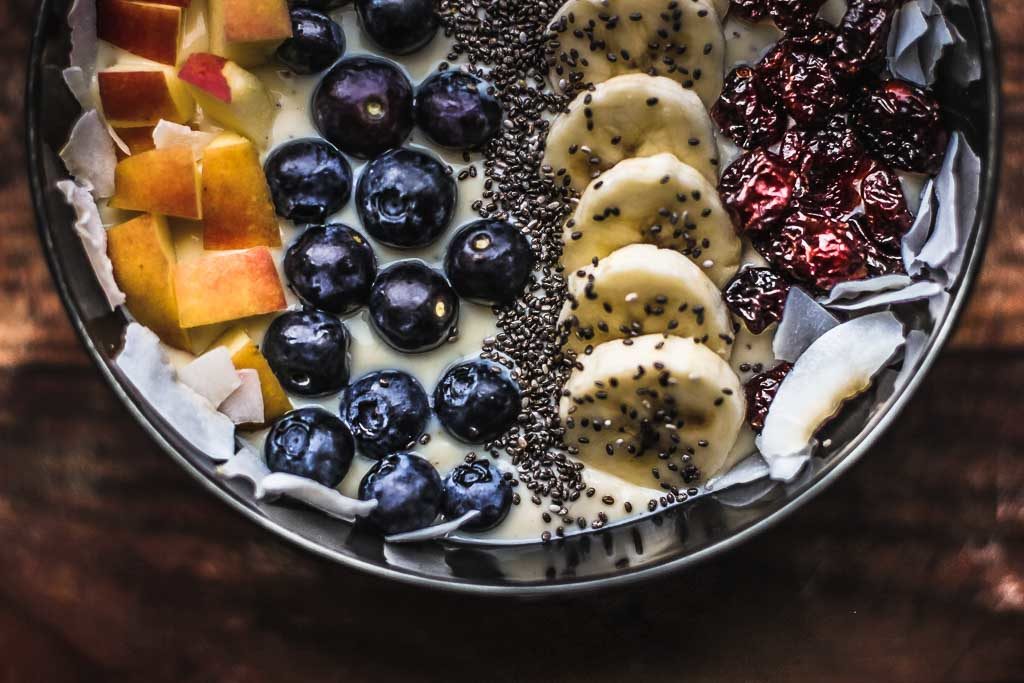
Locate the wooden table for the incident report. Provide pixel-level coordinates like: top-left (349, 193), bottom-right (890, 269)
top-left (2, 2), bottom-right (1022, 681)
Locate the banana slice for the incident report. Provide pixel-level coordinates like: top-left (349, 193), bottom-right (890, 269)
top-left (560, 334), bottom-right (745, 487)
top-left (547, 0), bottom-right (725, 108)
top-left (559, 244), bottom-right (735, 358)
top-left (561, 153), bottom-right (740, 287)
top-left (543, 74), bottom-right (718, 194)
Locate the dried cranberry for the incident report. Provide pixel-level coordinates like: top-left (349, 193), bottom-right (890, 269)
top-left (781, 120), bottom-right (870, 216)
top-left (760, 40), bottom-right (847, 127)
top-left (723, 267), bottom-right (791, 335)
top-left (848, 214), bottom-right (906, 276)
top-left (860, 162), bottom-right (913, 250)
top-left (711, 65), bottom-right (786, 149)
top-left (719, 149), bottom-right (799, 234)
top-left (729, 0), bottom-right (770, 23)
top-left (831, 0), bottom-right (897, 76)
top-left (745, 362), bottom-right (793, 433)
top-left (759, 211), bottom-right (868, 292)
top-left (769, 0), bottom-right (828, 33)
top-left (851, 79), bottom-right (950, 174)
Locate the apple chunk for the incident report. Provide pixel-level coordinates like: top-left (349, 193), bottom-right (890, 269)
top-left (202, 133), bottom-right (281, 250)
top-left (178, 53), bottom-right (275, 145)
top-left (107, 213), bottom-right (192, 350)
top-left (96, 0), bottom-right (184, 65)
top-left (212, 325), bottom-right (293, 425)
top-left (175, 248), bottom-right (286, 328)
top-left (99, 65), bottom-right (195, 128)
top-left (209, 0), bottom-right (292, 67)
top-left (109, 145), bottom-right (202, 219)
top-left (112, 126), bottom-right (157, 156)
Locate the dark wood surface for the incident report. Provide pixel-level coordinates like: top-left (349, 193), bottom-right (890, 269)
top-left (3, 2), bottom-right (1023, 681)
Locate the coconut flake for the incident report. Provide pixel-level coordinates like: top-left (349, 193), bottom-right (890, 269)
top-left (758, 311), bottom-right (905, 480)
top-left (773, 287), bottom-right (840, 363)
top-left (219, 369), bottom-right (264, 424)
top-left (827, 280), bottom-right (945, 312)
top-left (60, 110), bottom-right (116, 198)
top-left (117, 323), bottom-right (236, 461)
top-left (887, 0), bottom-right (978, 87)
top-left (55, 180), bottom-right (125, 310)
top-left (62, 66), bottom-right (93, 109)
top-left (385, 511), bottom-right (480, 544)
top-left (903, 179), bottom-right (936, 275)
top-left (152, 120), bottom-right (219, 157)
top-left (177, 347), bottom-right (242, 407)
top-left (894, 329), bottom-right (930, 391)
top-left (67, 0), bottom-right (98, 74)
top-left (257, 473), bottom-right (378, 520)
top-left (822, 274), bottom-right (914, 304)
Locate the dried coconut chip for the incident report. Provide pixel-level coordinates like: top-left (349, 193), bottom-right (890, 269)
top-left (257, 473), bottom-right (378, 521)
top-left (55, 180), bottom-right (125, 310)
top-left (887, 0), bottom-right (979, 87)
top-left (67, 0), bottom-right (97, 74)
top-left (60, 110), bottom-right (116, 198)
top-left (152, 120), bottom-right (219, 156)
top-left (757, 311), bottom-right (905, 481)
top-left (219, 369), bottom-right (264, 425)
top-left (386, 511), bottom-right (481, 544)
top-left (827, 280), bottom-right (944, 312)
top-left (62, 66), bottom-right (93, 109)
top-left (894, 329), bottom-right (930, 392)
top-left (773, 287), bottom-right (839, 363)
top-left (177, 346), bottom-right (242, 407)
top-left (116, 323), bottom-right (236, 461)
top-left (822, 274), bottom-right (914, 304)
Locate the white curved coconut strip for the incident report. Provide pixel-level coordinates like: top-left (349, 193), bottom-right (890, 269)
top-left (217, 448), bottom-right (271, 488)
top-left (257, 473), bottom-right (378, 520)
top-left (55, 180), bottom-right (125, 310)
top-left (62, 66), bottom-right (93, 109)
top-left (903, 179), bottom-right (936, 276)
top-left (888, 0), bottom-right (977, 87)
top-left (822, 274), bottom-right (914, 304)
top-left (177, 346), bottom-right (241, 408)
top-left (117, 323), bottom-right (236, 461)
top-left (828, 280), bottom-right (944, 312)
top-left (67, 0), bottom-right (98, 73)
top-left (60, 110), bottom-right (116, 198)
top-left (773, 287), bottom-right (839, 363)
top-left (385, 511), bottom-right (481, 544)
top-left (219, 370), bottom-right (264, 425)
top-left (758, 312), bottom-right (905, 481)
top-left (894, 329), bottom-right (930, 391)
top-left (705, 453), bottom-right (770, 491)
top-left (153, 121), bottom-right (219, 157)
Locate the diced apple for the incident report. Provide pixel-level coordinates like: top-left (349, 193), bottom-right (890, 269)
top-left (96, 0), bottom-right (184, 65)
top-left (109, 145), bottom-right (203, 219)
top-left (178, 53), bottom-right (275, 145)
top-left (175, 248), bottom-right (286, 328)
top-left (99, 64), bottom-right (195, 128)
top-left (113, 126), bottom-right (157, 157)
top-left (212, 326), bottom-right (292, 424)
top-left (202, 133), bottom-right (280, 250)
top-left (107, 213), bottom-right (192, 350)
top-left (208, 0), bottom-right (292, 67)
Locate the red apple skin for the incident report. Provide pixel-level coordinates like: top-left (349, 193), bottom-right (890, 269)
top-left (99, 71), bottom-right (176, 123)
top-left (96, 0), bottom-right (182, 65)
top-left (178, 53), bottom-right (232, 103)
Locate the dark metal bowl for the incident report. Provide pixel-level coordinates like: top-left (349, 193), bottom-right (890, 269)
top-left (26, 0), bottom-right (1001, 595)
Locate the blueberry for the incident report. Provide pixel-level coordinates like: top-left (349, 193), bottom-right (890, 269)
top-left (277, 8), bottom-right (345, 75)
top-left (444, 219), bottom-right (534, 306)
top-left (356, 148), bottom-right (456, 248)
top-left (441, 460), bottom-right (513, 531)
top-left (356, 0), bottom-right (438, 55)
top-left (341, 370), bottom-right (430, 458)
top-left (284, 224), bottom-right (377, 315)
top-left (433, 360), bottom-right (521, 443)
top-left (358, 452), bottom-right (442, 534)
top-left (263, 309), bottom-right (351, 396)
top-left (415, 70), bottom-right (503, 150)
top-left (369, 260), bottom-right (459, 353)
top-left (313, 56), bottom-right (414, 159)
top-left (265, 407), bottom-right (355, 488)
top-left (264, 139), bottom-right (352, 223)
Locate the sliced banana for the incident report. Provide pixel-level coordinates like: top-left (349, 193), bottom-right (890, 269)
top-left (547, 0), bottom-right (725, 108)
top-left (561, 153), bottom-right (740, 286)
top-left (559, 244), bottom-right (735, 358)
top-left (560, 334), bottom-right (745, 487)
top-left (543, 74), bottom-right (719, 194)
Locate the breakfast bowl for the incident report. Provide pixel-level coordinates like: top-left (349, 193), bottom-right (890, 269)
top-left (27, 0), bottom-right (1000, 595)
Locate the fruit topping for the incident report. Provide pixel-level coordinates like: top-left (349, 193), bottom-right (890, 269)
top-left (263, 309), bottom-right (351, 396)
top-left (369, 260), bottom-right (459, 352)
top-left (415, 70), bottom-right (503, 150)
top-left (719, 148), bottom-right (799, 235)
top-left (358, 452), bottom-right (443, 534)
top-left (355, 148), bottom-right (456, 248)
top-left (723, 267), bottom-right (791, 335)
top-left (341, 370), bottom-right (431, 459)
top-left (780, 120), bottom-right (871, 216)
top-left (178, 53), bottom-right (276, 145)
top-left (434, 360), bottom-right (521, 443)
top-left (441, 460), bottom-right (513, 531)
top-left (265, 407), bottom-right (355, 488)
top-left (847, 214), bottom-right (906, 276)
top-left (202, 133), bottom-right (282, 250)
top-left (208, 0), bottom-right (293, 68)
top-left (859, 162), bottom-right (914, 251)
top-left (757, 211), bottom-right (868, 293)
top-left (850, 79), bottom-right (950, 175)
top-left (711, 65), bottom-right (786, 150)
top-left (313, 56), bottom-right (414, 159)
top-left (444, 219), bottom-right (534, 306)
top-left (356, 0), bottom-right (439, 55)
top-left (284, 224), bottom-right (377, 315)
top-left (744, 362), bottom-right (793, 433)
top-left (830, 0), bottom-right (896, 77)
top-left (760, 38), bottom-right (847, 128)
top-left (264, 138), bottom-right (353, 224)
top-left (730, 0), bottom-right (825, 31)
top-left (277, 8), bottom-right (346, 75)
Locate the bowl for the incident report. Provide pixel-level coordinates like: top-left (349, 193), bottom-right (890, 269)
top-left (26, 0), bottom-right (1001, 595)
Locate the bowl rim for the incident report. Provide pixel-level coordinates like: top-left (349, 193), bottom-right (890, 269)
top-left (25, 0), bottom-right (1002, 596)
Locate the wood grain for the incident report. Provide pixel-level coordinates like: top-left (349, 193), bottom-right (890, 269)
top-left (1, 1), bottom-right (1023, 681)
